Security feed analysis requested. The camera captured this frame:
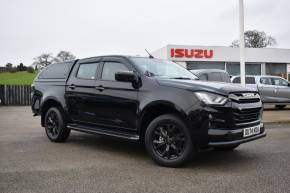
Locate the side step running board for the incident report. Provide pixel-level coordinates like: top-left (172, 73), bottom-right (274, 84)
top-left (67, 124), bottom-right (140, 141)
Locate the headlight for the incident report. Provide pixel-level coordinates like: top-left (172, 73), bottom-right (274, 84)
top-left (195, 92), bottom-right (228, 105)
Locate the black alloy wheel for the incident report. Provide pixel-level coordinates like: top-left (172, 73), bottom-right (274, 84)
top-left (44, 107), bottom-right (70, 142)
top-left (145, 114), bottom-right (194, 167)
top-left (152, 124), bottom-right (186, 160)
top-left (46, 110), bottom-right (60, 139)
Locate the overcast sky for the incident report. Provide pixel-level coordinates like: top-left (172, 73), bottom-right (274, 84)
top-left (0, 0), bottom-right (289, 66)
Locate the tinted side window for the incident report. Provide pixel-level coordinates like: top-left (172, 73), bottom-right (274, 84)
top-left (246, 77), bottom-right (256, 84)
top-left (233, 77), bottom-right (241, 83)
top-left (208, 72), bottom-right (221, 82)
top-left (260, 77), bottom-right (272, 85)
top-left (76, 63), bottom-right (99, 79)
top-left (220, 73), bottom-right (231, 83)
top-left (38, 62), bottom-right (73, 79)
top-left (198, 74), bottom-right (208, 81)
top-left (272, 78), bottom-right (289, 86)
top-left (101, 62), bottom-right (129, 81)
top-left (280, 79), bottom-right (289, 86)
top-left (232, 77), bottom-right (255, 84)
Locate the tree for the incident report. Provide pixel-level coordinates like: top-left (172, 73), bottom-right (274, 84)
top-left (5, 63), bottom-right (17, 73)
top-left (33, 53), bottom-right (54, 69)
top-left (27, 66), bottom-right (35, 73)
top-left (54, 51), bottom-right (76, 63)
top-left (6, 63), bottom-right (13, 69)
top-left (230, 30), bottom-right (277, 48)
top-left (17, 63), bottom-right (27, 71)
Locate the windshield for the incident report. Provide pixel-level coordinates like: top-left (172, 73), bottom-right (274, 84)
top-left (130, 57), bottom-right (198, 80)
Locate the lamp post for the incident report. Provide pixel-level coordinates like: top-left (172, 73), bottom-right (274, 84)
top-left (239, 0), bottom-right (246, 86)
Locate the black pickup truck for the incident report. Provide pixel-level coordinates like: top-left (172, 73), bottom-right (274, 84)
top-left (31, 55), bottom-right (266, 167)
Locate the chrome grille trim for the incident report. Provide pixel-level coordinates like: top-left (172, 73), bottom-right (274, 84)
top-left (229, 93), bottom-right (261, 103)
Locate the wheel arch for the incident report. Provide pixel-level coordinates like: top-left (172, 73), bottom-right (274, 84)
top-left (40, 97), bottom-right (65, 127)
top-left (138, 101), bottom-right (189, 140)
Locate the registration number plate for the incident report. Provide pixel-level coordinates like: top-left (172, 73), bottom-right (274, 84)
top-left (243, 125), bottom-right (260, 137)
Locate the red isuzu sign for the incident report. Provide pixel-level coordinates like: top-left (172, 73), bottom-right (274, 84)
top-left (170, 48), bottom-right (214, 59)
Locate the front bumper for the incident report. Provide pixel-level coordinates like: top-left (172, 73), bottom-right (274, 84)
top-left (208, 123), bottom-right (266, 147)
top-left (186, 96), bottom-right (265, 148)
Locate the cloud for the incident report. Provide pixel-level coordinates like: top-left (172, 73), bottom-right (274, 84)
top-left (0, 0), bottom-right (289, 66)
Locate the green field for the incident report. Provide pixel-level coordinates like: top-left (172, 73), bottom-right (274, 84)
top-left (0, 71), bottom-right (38, 84)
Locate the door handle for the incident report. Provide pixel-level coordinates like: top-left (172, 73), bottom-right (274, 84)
top-left (95, 85), bottom-right (105, 91)
top-left (68, 84), bottom-right (76, 89)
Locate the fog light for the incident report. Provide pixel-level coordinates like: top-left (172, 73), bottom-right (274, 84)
top-left (209, 114), bottom-right (213, 120)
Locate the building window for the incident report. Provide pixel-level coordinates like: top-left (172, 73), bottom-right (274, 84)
top-left (226, 63), bottom-right (261, 76)
top-left (226, 63), bottom-right (240, 76)
top-left (186, 62), bottom-right (225, 70)
top-left (266, 63), bottom-right (287, 78)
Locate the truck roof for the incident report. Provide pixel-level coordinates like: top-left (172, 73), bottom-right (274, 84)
top-left (79, 55), bottom-right (149, 61)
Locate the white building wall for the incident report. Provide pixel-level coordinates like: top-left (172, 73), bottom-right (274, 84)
top-left (152, 44), bottom-right (290, 64)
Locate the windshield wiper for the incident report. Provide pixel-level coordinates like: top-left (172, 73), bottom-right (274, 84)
top-left (144, 70), bottom-right (155, 77)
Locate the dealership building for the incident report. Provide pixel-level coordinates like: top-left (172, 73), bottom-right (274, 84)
top-left (152, 45), bottom-right (290, 81)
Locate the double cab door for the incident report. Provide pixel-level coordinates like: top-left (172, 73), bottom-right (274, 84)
top-left (65, 56), bottom-right (139, 131)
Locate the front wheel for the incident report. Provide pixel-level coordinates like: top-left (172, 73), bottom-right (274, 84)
top-left (145, 114), bottom-right (194, 167)
top-left (44, 107), bottom-right (70, 142)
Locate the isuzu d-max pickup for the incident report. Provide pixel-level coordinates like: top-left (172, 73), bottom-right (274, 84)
top-left (31, 55), bottom-right (266, 167)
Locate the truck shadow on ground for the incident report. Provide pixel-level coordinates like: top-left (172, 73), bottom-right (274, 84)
top-left (66, 131), bottom-right (261, 169)
top-left (263, 108), bottom-right (290, 111)
top-left (189, 149), bottom-right (259, 169)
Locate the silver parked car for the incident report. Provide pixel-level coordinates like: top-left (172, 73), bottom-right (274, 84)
top-left (231, 75), bottom-right (290, 109)
top-left (190, 69), bottom-right (231, 83)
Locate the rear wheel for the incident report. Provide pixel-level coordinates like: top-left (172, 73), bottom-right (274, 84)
top-left (275, 105), bottom-right (286, 110)
top-left (44, 107), bottom-right (70, 142)
top-left (145, 114), bottom-right (194, 167)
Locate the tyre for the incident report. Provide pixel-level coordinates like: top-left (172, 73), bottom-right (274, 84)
top-left (275, 105), bottom-right (286, 110)
top-left (145, 114), bottom-right (194, 167)
top-left (214, 145), bottom-right (239, 151)
top-left (44, 107), bottom-right (70, 142)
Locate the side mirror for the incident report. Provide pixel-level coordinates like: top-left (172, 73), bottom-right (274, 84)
top-left (115, 71), bottom-right (141, 89)
top-left (115, 71), bottom-right (137, 83)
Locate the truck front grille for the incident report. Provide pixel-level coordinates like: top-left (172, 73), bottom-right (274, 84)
top-left (209, 92), bottom-right (262, 129)
top-left (233, 107), bottom-right (262, 125)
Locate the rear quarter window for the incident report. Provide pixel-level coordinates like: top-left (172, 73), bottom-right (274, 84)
top-left (38, 61), bottom-right (74, 79)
